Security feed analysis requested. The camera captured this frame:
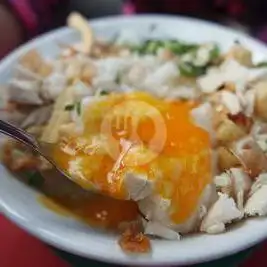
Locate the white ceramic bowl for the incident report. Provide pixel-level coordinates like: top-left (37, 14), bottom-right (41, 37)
top-left (1, 15), bottom-right (267, 266)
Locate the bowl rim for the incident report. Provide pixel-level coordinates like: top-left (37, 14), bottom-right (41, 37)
top-left (1, 14), bottom-right (267, 266)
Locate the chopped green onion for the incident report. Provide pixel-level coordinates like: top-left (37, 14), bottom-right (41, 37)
top-left (64, 104), bottom-right (75, 111)
top-left (26, 171), bottom-right (44, 187)
top-left (209, 45), bottom-right (220, 61)
top-left (65, 102), bottom-right (82, 115)
top-left (100, 90), bottom-right (109, 95)
top-left (132, 40), bottom-right (162, 55)
top-left (76, 101), bottom-right (81, 116)
top-left (179, 63), bottom-right (206, 77)
top-left (131, 39), bottom-right (199, 56)
top-left (165, 40), bottom-right (198, 55)
top-left (163, 40), bottom-right (178, 51)
top-left (146, 41), bottom-right (161, 54)
top-left (256, 61), bottom-right (267, 67)
top-left (131, 45), bottom-right (146, 54)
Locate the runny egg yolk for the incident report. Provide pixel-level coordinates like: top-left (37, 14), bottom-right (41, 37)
top-left (53, 92), bottom-right (212, 224)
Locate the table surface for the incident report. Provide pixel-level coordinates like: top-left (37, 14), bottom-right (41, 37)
top-left (0, 214), bottom-right (266, 267)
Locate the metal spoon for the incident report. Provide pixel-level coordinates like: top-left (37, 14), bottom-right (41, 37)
top-left (0, 119), bottom-right (73, 182)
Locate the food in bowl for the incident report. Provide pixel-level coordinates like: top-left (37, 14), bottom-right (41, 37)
top-left (2, 12), bottom-right (267, 253)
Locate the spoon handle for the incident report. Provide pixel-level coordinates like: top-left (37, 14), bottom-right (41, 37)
top-left (0, 119), bottom-right (75, 183)
top-left (0, 120), bottom-right (38, 150)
